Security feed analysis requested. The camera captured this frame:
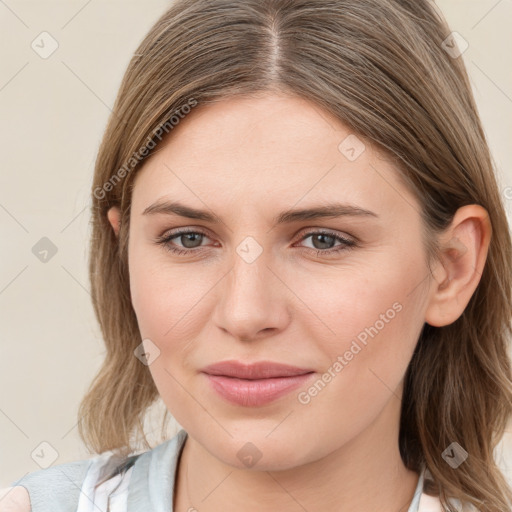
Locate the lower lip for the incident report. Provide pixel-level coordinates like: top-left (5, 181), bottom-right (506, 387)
top-left (203, 372), bottom-right (315, 407)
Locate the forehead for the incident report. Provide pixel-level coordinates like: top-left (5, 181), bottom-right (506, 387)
top-left (131, 92), bottom-right (420, 220)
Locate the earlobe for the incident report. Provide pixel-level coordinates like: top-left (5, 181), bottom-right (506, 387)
top-left (424, 205), bottom-right (492, 327)
top-left (107, 206), bottom-right (121, 237)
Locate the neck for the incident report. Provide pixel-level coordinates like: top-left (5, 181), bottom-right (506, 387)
top-left (173, 396), bottom-right (419, 512)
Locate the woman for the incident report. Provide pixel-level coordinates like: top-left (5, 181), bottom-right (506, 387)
top-left (3, 0), bottom-right (511, 511)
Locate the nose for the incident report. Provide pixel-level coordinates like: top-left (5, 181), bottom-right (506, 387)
top-left (211, 242), bottom-right (290, 342)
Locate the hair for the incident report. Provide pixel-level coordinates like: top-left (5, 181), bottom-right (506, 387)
top-left (77, 0), bottom-right (512, 510)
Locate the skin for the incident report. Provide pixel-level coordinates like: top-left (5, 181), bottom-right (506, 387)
top-left (0, 486), bottom-right (31, 511)
top-left (106, 92), bottom-right (491, 512)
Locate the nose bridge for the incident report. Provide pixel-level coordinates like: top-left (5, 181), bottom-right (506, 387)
top-left (228, 233), bottom-right (273, 307)
top-left (213, 232), bottom-right (288, 339)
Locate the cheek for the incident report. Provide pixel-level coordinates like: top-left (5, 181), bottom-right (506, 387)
top-left (286, 258), bottom-right (426, 450)
top-left (291, 250), bottom-right (426, 397)
top-left (129, 243), bottom-right (208, 338)
top-left (128, 247), bottom-right (210, 420)
top-left (128, 245), bottom-right (220, 400)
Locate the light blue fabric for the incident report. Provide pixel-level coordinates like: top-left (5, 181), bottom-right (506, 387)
top-left (10, 428), bottom-right (427, 511)
top-left (126, 429), bottom-right (187, 511)
top-left (10, 458), bottom-right (94, 511)
top-left (408, 465), bottom-right (426, 512)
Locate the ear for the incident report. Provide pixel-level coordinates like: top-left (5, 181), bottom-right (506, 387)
top-left (424, 204), bottom-right (492, 327)
top-left (107, 206), bottom-right (121, 238)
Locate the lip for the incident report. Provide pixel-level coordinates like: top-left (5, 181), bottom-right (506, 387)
top-left (201, 360), bottom-right (315, 407)
top-left (201, 360), bottom-right (314, 379)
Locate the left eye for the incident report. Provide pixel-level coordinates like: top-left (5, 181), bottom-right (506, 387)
top-left (298, 231), bottom-right (356, 253)
top-left (156, 230), bottom-right (212, 255)
top-left (155, 229), bottom-right (356, 256)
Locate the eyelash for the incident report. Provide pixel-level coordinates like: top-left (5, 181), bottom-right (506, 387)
top-left (155, 228), bottom-right (357, 258)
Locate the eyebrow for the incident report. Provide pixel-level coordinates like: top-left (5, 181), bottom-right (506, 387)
top-left (142, 199), bottom-right (378, 225)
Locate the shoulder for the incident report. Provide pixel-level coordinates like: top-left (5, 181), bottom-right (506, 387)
top-left (4, 430), bottom-right (189, 512)
top-left (0, 486), bottom-right (31, 511)
top-left (6, 455), bottom-right (104, 512)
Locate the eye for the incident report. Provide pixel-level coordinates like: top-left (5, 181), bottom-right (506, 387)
top-left (155, 228), bottom-right (357, 257)
top-left (155, 228), bottom-right (212, 256)
top-left (294, 229), bottom-right (357, 256)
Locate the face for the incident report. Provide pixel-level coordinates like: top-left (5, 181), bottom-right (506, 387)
top-left (123, 92), bottom-right (434, 470)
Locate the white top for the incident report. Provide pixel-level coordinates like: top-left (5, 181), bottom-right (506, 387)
top-left (76, 430), bottom-right (447, 512)
top-left (13, 428), bottom-right (472, 511)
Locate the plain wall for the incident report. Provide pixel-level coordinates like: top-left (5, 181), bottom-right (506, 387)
top-left (1, 0), bottom-right (511, 488)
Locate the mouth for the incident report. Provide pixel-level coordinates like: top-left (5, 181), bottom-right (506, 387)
top-left (201, 360), bottom-right (315, 407)
top-left (201, 359), bottom-right (314, 379)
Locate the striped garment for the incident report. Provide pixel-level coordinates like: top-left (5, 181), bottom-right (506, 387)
top-left (11, 428), bottom-right (468, 511)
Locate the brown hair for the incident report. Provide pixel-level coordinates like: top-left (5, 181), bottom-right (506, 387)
top-left (78, 1), bottom-right (512, 510)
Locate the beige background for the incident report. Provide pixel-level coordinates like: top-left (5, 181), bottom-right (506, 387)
top-left (1, 0), bottom-right (511, 489)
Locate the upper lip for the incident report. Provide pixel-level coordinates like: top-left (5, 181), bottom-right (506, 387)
top-left (201, 360), bottom-right (314, 380)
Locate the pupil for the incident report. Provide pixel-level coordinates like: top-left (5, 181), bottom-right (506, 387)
top-left (314, 234), bottom-right (334, 250)
top-left (182, 233), bottom-right (201, 248)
